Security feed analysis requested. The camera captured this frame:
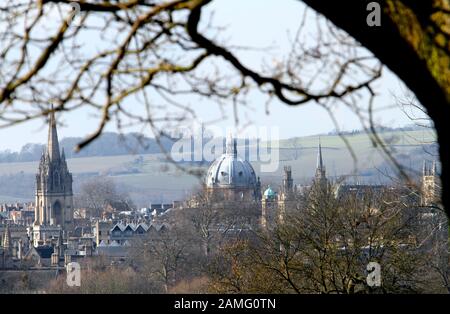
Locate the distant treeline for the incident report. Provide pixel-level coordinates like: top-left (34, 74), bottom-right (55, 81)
top-left (0, 126), bottom-right (435, 163)
top-left (326, 124), bottom-right (431, 136)
top-left (0, 132), bottom-right (174, 163)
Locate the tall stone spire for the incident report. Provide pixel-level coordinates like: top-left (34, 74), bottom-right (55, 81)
top-left (33, 104), bottom-right (74, 247)
top-left (316, 138), bottom-right (324, 172)
top-left (315, 138), bottom-right (327, 186)
top-left (47, 104), bottom-right (60, 162)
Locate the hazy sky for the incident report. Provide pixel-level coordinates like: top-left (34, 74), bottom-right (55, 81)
top-left (0, 0), bottom-right (425, 152)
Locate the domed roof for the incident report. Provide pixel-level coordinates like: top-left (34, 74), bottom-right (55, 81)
top-left (205, 136), bottom-right (257, 189)
top-left (263, 185), bottom-right (276, 199)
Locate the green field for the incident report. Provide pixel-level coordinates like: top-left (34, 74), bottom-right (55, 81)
top-left (0, 129), bottom-right (436, 205)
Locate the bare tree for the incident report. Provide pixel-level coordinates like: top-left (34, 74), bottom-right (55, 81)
top-left (209, 181), bottom-right (448, 293)
top-left (75, 176), bottom-right (134, 218)
top-left (128, 223), bottom-right (200, 293)
top-left (0, 1), bottom-right (384, 179)
top-left (185, 187), bottom-right (261, 257)
top-left (46, 256), bottom-right (160, 293)
top-left (1, 0), bottom-right (449, 215)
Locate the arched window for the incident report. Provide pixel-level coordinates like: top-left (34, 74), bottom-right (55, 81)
top-left (53, 201), bottom-right (62, 226)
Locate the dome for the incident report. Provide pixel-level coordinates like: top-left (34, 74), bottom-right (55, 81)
top-left (205, 137), bottom-right (257, 189)
top-left (263, 186), bottom-right (276, 199)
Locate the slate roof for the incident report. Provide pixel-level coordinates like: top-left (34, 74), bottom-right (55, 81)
top-left (35, 245), bottom-right (54, 258)
top-left (110, 222), bottom-right (168, 233)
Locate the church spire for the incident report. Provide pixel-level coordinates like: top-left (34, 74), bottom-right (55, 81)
top-left (47, 104), bottom-right (60, 162)
top-left (315, 138), bottom-right (327, 185)
top-left (316, 138), bottom-right (324, 172)
top-left (34, 104), bottom-right (74, 245)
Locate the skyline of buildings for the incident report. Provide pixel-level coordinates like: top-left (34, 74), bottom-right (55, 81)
top-left (0, 106), bottom-right (445, 293)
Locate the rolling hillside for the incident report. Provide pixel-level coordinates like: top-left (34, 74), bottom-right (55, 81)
top-left (0, 129), bottom-right (437, 205)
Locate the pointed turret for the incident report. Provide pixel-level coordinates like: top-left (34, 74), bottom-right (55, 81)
top-left (2, 224), bottom-right (12, 255)
top-left (47, 105), bottom-right (60, 162)
top-left (61, 147), bottom-right (68, 167)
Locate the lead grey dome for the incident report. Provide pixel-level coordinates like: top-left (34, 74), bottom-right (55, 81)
top-left (205, 137), bottom-right (257, 189)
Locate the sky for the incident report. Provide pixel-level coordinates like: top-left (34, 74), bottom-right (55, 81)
top-left (0, 0), bottom-right (427, 152)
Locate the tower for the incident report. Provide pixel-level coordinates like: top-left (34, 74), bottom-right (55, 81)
top-left (314, 139), bottom-right (327, 187)
top-left (33, 107), bottom-right (74, 246)
top-left (261, 185), bottom-right (277, 229)
top-left (278, 166), bottom-right (295, 220)
top-left (421, 160), bottom-right (440, 206)
top-left (281, 166), bottom-right (293, 194)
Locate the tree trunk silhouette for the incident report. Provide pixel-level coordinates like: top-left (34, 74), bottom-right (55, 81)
top-left (301, 0), bottom-right (450, 219)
